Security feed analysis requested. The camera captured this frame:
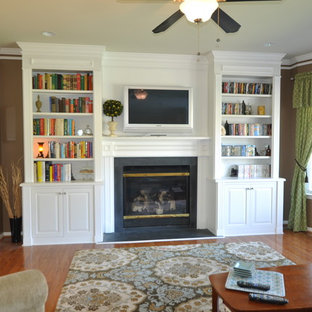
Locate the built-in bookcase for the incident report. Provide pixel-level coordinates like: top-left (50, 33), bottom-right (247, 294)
top-left (221, 76), bottom-right (273, 179)
top-left (207, 50), bottom-right (285, 237)
top-left (32, 73), bottom-right (95, 182)
top-left (18, 42), bottom-right (105, 245)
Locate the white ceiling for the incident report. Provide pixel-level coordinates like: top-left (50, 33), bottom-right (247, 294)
top-left (1, 0), bottom-right (311, 59)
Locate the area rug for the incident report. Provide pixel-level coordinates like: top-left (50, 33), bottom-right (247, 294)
top-left (56, 241), bottom-right (294, 311)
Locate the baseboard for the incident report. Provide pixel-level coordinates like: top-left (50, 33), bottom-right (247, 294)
top-left (0, 232), bottom-right (10, 239)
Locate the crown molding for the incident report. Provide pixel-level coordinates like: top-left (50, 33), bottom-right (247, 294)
top-left (282, 52), bottom-right (312, 69)
top-left (103, 51), bottom-right (208, 71)
top-left (0, 48), bottom-right (22, 59)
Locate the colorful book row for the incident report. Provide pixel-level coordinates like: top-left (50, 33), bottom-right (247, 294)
top-left (222, 144), bottom-right (257, 157)
top-left (33, 118), bottom-right (75, 136)
top-left (49, 96), bottom-right (93, 113)
top-left (34, 161), bottom-right (71, 182)
top-left (32, 73), bottom-right (93, 90)
top-left (222, 102), bottom-right (267, 115)
top-left (222, 82), bottom-right (272, 95)
top-left (237, 164), bottom-right (271, 179)
top-left (224, 123), bottom-right (272, 136)
top-left (47, 141), bottom-right (93, 159)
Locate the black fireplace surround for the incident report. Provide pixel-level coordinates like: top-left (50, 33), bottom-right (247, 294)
top-left (114, 157), bottom-right (197, 232)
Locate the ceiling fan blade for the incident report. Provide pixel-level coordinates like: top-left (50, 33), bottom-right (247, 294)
top-left (153, 10), bottom-right (184, 33)
top-left (211, 8), bottom-right (241, 33)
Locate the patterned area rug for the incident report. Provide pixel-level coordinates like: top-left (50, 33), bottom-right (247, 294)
top-left (56, 241), bottom-right (294, 311)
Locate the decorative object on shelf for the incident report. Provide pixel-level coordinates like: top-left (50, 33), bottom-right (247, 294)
top-left (83, 125), bottom-right (93, 136)
top-left (37, 142), bottom-right (45, 158)
top-left (80, 168), bottom-right (94, 181)
top-left (230, 166), bottom-right (238, 177)
top-left (265, 145), bottom-right (271, 156)
top-left (245, 105), bottom-right (252, 115)
top-left (103, 99), bottom-right (123, 137)
top-left (221, 125), bottom-right (226, 136)
top-left (77, 129), bottom-right (83, 136)
top-left (242, 100), bottom-right (246, 115)
top-left (255, 147), bottom-right (260, 156)
top-left (0, 160), bottom-right (23, 243)
top-left (224, 120), bottom-right (229, 135)
top-left (35, 95), bottom-right (42, 112)
top-left (258, 105), bottom-right (265, 115)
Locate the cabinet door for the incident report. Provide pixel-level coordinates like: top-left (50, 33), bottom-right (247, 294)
top-left (251, 183), bottom-right (276, 226)
top-left (63, 187), bottom-right (93, 238)
top-left (31, 188), bottom-right (63, 238)
top-left (223, 184), bottom-right (249, 228)
top-left (223, 182), bottom-right (276, 235)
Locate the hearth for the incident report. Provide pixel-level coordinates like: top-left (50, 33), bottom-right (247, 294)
top-left (114, 157), bottom-right (197, 231)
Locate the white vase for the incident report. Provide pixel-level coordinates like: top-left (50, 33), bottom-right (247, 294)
top-left (108, 121), bottom-right (118, 137)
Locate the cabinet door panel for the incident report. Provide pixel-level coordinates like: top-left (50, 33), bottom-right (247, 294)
top-left (227, 187), bottom-right (247, 225)
top-left (253, 186), bottom-right (273, 224)
top-left (65, 189), bottom-right (93, 234)
top-left (32, 190), bottom-right (63, 237)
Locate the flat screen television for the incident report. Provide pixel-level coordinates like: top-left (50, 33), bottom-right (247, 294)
top-left (123, 86), bottom-right (193, 134)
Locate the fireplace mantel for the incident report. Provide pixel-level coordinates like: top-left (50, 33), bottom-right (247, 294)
top-left (99, 136), bottom-right (211, 237)
top-left (102, 136), bottom-right (211, 157)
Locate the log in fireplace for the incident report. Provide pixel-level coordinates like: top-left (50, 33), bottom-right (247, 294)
top-left (114, 157), bottom-right (197, 231)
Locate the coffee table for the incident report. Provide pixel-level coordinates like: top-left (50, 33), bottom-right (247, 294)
top-left (209, 264), bottom-right (312, 312)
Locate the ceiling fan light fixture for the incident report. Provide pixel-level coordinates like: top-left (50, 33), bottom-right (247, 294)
top-left (180, 0), bottom-right (219, 23)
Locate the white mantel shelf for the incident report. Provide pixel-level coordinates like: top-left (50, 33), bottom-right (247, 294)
top-left (102, 136), bottom-right (211, 158)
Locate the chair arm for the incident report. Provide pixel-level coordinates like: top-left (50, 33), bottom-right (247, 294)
top-left (0, 269), bottom-right (48, 312)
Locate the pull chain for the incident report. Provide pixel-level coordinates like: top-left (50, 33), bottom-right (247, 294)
top-left (197, 22), bottom-right (200, 57)
top-left (216, 7), bottom-right (221, 48)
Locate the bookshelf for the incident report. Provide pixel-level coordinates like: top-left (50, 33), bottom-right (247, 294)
top-left (207, 50), bottom-right (285, 236)
top-left (221, 79), bottom-right (273, 179)
top-left (18, 42), bottom-right (104, 245)
top-left (32, 77), bottom-right (95, 182)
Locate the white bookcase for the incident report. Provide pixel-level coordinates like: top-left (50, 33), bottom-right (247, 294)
top-left (18, 42), bottom-right (105, 245)
top-left (207, 51), bottom-right (285, 236)
top-left (221, 78), bottom-right (273, 179)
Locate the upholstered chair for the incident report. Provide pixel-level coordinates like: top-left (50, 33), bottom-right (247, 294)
top-left (0, 269), bottom-right (48, 312)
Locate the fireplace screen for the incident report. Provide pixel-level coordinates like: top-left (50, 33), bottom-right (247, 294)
top-left (114, 157), bottom-right (197, 231)
top-left (123, 165), bottom-right (190, 226)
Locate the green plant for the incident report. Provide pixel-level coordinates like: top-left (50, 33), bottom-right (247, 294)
top-left (103, 99), bottom-right (123, 121)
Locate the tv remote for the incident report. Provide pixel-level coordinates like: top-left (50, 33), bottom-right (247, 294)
top-left (237, 280), bottom-right (270, 291)
top-left (249, 293), bottom-right (289, 305)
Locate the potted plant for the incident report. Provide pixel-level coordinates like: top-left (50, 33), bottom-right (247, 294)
top-left (103, 99), bottom-right (123, 136)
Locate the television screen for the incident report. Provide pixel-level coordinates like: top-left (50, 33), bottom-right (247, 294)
top-left (124, 86), bottom-right (193, 133)
top-left (128, 89), bottom-right (189, 124)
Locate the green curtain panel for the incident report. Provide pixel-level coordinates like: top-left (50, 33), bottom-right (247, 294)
top-left (293, 72), bottom-right (312, 108)
top-left (288, 72), bottom-right (312, 231)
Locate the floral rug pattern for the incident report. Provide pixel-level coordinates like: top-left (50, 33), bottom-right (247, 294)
top-left (56, 241), bottom-right (294, 311)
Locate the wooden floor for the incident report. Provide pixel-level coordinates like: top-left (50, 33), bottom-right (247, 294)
top-left (1, 229), bottom-right (312, 312)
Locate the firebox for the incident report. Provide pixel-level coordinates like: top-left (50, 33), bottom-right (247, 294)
top-left (114, 157), bottom-right (197, 231)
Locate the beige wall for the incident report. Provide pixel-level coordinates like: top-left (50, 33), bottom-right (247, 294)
top-left (0, 59), bottom-right (23, 233)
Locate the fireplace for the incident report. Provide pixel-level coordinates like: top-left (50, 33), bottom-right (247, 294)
top-left (114, 157), bottom-right (197, 231)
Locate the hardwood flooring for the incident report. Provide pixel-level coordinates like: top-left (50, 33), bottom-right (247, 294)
top-left (1, 229), bottom-right (312, 312)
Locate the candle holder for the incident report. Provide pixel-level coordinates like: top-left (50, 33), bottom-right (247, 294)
top-left (37, 142), bottom-right (44, 158)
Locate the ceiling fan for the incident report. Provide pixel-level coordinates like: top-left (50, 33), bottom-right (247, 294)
top-left (152, 0), bottom-right (280, 34)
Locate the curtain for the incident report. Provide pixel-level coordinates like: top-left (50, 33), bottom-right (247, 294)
top-left (288, 72), bottom-right (312, 231)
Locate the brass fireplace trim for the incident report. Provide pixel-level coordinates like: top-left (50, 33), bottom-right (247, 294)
top-left (124, 213), bottom-right (190, 220)
top-left (123, 172), bottom-right (190, 178)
